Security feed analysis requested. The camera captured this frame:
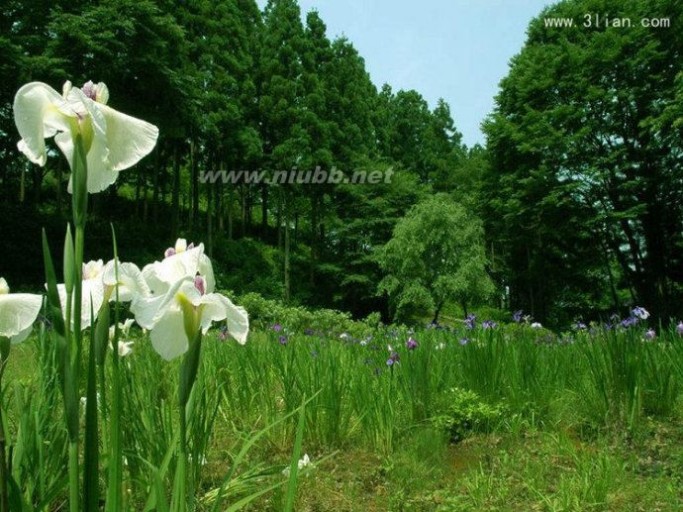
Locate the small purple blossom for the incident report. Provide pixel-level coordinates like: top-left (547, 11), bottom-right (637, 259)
top-left (464, 314), bottom-right (476, 330)
top-left (278, 335), bottom-right (288, 345)
top-left (573, 321), bottom-right (587, 331)
top-left (218, 325), bottom-right (229, 341)
top-left (513, 310), bottom-right (523, 323)
top-left (459, 337), bottom-right (470, 346)
top-left (677, 322), bottom-right (683, 336)
top-left (482, 320), bottom-right (497, 330)
top-left (631, 306), bottom-right (650, 320)
top-left (644, 328), bottom-right (656, 341)
top-left (406, 337), bottom-right (418, 350)
top-left (272, 323), bottom-right (283, 332)
top-left (620, 316), bottom-right (638, 328)
top-left (386, 350), bottom-right (400, 366)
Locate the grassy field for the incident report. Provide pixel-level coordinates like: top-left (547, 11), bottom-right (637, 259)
top-left (3, 320), bottom-right (683, 511)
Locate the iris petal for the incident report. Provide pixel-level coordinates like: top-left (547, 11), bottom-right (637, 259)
top-left (0, 293), bottom-right (43, 339)
top-left (199, 294), bottom-right (249, 344)
top-left (150, 307), bottom-right (188, 361)
top-left (14, 82), bottom-right (75, 166)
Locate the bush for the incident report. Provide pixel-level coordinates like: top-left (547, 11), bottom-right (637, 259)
top-left (236, 292), bottom-right (372, 336)
top-left (432, 388), bottom-right (507, 443)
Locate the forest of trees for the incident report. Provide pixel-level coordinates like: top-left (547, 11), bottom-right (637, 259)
top-left (1, 0), bottom-right (682, 327)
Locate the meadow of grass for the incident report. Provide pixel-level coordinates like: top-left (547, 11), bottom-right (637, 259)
top-left (3, 316), bottom-right (683, 511)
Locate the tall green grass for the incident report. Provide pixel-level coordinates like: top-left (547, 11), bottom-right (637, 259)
top-left (1, 319), bottom-right (682, 509)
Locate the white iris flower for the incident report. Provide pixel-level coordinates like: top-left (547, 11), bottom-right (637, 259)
top-left (13, 80), bottom-right (158, 193)
top-left (0, 277), bottom-right (43, 344)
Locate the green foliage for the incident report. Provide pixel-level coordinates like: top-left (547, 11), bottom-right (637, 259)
top-left (379, 194), bottom-right (494, 322)
top-left (484, 0), bottom-right (683, 324)
top-left (236, 292), bottom-right (361, 335)
top-left (432, 388), bottom-right (507, 443)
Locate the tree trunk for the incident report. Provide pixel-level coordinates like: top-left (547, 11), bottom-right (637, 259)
top-left (309, 193), bottom-right (319, 288)
top-left (228, 185), bottom-right (234, 240)
top-left (284, 197), bottom-right (291, 303)
top-left (207, 169), bottom-right (213, 258)
top-left (190, 137), bottom-right (199, 230)
top-left (172, 143), bottom-right (181, 238)
top-left (432, 301), bottom-right (444, 324)
top-left (152, 149), bottom-right (161, 223)
top-left (261, 184), bottom-right (269, 238)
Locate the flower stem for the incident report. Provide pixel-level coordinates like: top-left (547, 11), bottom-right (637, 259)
top-left (0, 343), bottom-right (10, 512)
top-left (69, 441), bottom-right (79, 512)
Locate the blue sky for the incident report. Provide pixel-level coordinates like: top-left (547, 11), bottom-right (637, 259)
top-left (257, 0), bottom-right (554, 147)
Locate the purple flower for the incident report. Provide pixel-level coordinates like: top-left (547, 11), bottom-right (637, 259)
top-left (631, 306), bottom-right (650, 320)
top-left (677, 322), bottom-right (683, 336)
top-left (464, 314), bottom-right (476, 330)
top-left (482, 320), bottom-right (497, 330)
top-left (218, 325), bottom-right (229, 341)
top-left (620, 316), bottom-right (638, 328)
top-left (272, 323), bottom-right (283, 332)
top-left (406, 337), bottom-right (418, 350)
top-left (386, 350), bottom-right (400, 366)
top-left (644, 328), bottom-right (656, 341)
top-left (573, 321), bottom-right (587, 331)
top-left (513, 310), bottom-right (523, 323)
top-left (459, 337), bottom-right (470, 346)
top-left (278, 335), bottom-right (288, 345)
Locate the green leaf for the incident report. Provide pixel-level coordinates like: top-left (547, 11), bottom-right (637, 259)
top-left (41, 229), bottom-right (65, 337)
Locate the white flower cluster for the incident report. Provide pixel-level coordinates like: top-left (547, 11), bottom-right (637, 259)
top-left (0, 239), bottom-right (249, 360)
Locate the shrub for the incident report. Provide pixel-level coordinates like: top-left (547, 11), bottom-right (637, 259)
top-left (432, 388), bottom-right (507, 443)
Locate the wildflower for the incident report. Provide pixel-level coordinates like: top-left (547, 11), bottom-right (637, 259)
top-left (459, 337), bottom-right (470, 346)
top-left (132, 255), bottom-right (248, 360)
top-left (631, 306), bottom-right (650, 320)
top-left (141, 240), bottom-right (214, 298)
top-left (573, 321), bottom-right (587, 331)
top-left (677, 321), bottom-right (683, 336)
top-left (218, 324), bottom-right (229, 341)
top-left (531, 322), bottom-right (542, 329)
top-left (117, 340), bottom-right (134, 357)
top-left (282, 454), bottom-right (311, 476)
top-left (109, 318), bottom-right (136, 357)
top-left (464, 314), bottom-right (476, 330)
top-left (512, 310), bottom-right (523, 323)
top-left (102, 259), bottom-right (150, 303)
top-left (644, 328), bottom-right (656, 341)
top-left (406, 337), bottom-right (418, 350)
top-left (482, 320), bottom-right (497, 329)
top-left (56, 259), bottom-right (105, 330)
top-left (13, 80), bottom-right (158, 193)
top-left (279, 335), bottom-right (288, 345)
top-left (164, 239), bottom-right (194, 258)
top-left (0, 277), bottom-right (43, 343)
top-left (620, 316), bottom-right (638, 328)
top-left (386, 347), bottom-right (400, 366)
top-left (272, 323), bottom-right (283, 332)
